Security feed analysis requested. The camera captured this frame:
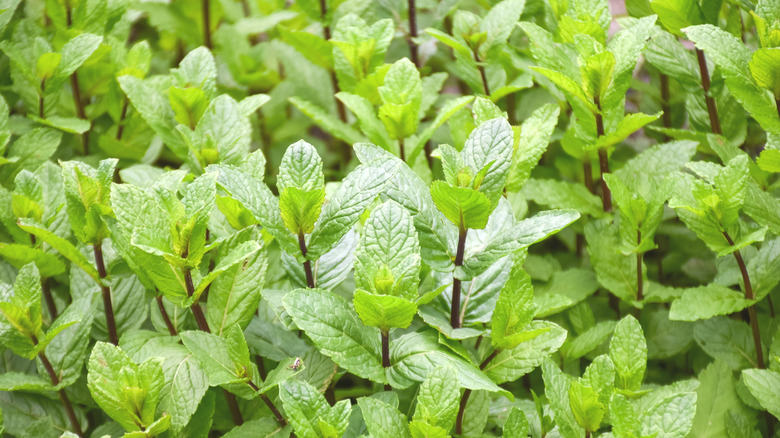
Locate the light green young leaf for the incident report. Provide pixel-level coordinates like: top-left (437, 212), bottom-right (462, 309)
top-left (87, 342), bottom-right (166, 433)
top-left (279, 187), bottom-right (325, 235)
top-left (491, 264), bottom-right (536, 350)
top-left (569, 381), bottom-right (604, 433)
top-left (353, 290), bottom-right (417, 330)
top-left (430, 182), bottom-right (491, 231)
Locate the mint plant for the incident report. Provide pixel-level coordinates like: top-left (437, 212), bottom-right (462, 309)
top-left (1, 1), bottom-right (780, 437)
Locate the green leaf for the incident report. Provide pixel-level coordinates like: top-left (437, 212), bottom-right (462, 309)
top-left (521, 179), bottom-right (603, 217)
top-left (507, 104), bottom-right (561, 191)
top-left (413, 365), bottom-right (460, 431)
top-left (669, 284), bottom-right (752, 321)
top-left (17, 219), bottom-right (102, 285)
top-left (609, 315), bottom-right (647, 391)
top-left (280, 380), bottom-right (351, 438)
top-left (306, 159), bottom-right (398, 259)
top-left (742, 369), bottom-right (780, 420)
top-left (283, 288), bottom-right (385, 383)
top-left (289, 97), bottom-right (364, 145)
top-left (503, 407), bottom-right (529, 437)
top-left (462, 118), bottom-right (515, 208)
top-left (482, 321), bottom-right (568, 384)
top-left (355, 200), bottom-right (421, 298)
top-left (640, 392), bottom-right (697, 438)
top-left (190, 240), bottom-right (261, 305)
top-left (358, 397), bottom-right (411, 438)
top-left (168, 87), bottom-right (209, 129)
top-left (684, 25), bottom-right (780, 134)
top-left (51, 33), bottom-right (102, 85)
top-left (389, 330), bottom-right (510, 396)
top-left (430, 182), bottom-right (491, 231)
top-left (278, 140), bottom-right (324, 192)
top-left (0, 372), bottom-right (52, 392)
top-left (491, 264), bottom-right (537, 350)
top-left (206, 227), bottom-right (268, 336)
top-left (590, 112), bottom-right (662, 151)
top-left (179, 327), bottom-right (251, 387)
top-left (541, 358), bottom-right (584, 438)
top-left (690, 360), bottom-right (751, 438)
top-left (694, 316), bottom-right (758, 370)
top-left (650, 0), bottom-right (704, 36)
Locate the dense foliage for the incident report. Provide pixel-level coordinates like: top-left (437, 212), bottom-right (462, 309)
top-left (0, 0), bottom-right (780, 437)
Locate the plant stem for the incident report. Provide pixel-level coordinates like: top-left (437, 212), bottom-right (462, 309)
top-left (116, 98), bottom-right (129, 141)
top-left (318, 0), bottom-right (348, 128)
top-left (70, 72), bottom-right (89, 154)
top-left (636, 230), bottom-right (643, 303)
top-left (594, 96), bottom-right (611, 212)
top-left (202, 0), bottom-right (212, 49)
top-left (660, 73), bottom-right (672, 142)
top-left (183, 267), bottom-right (245, 425)
top-left (451, 228), bottom-right (468, 329)
top-left (455, 349), bottom-right (499, 435)
top-left (31, 232), bottom-right (59, 320)
top-left (506, 92), bottom-right (517, 125)
top-left (398, 137), bottom-right (406, 162)
top-left (298, 232), bottom-right (315, 288)
top-left (93, 242), bottom-right (118, 345)
top-left (155, 295), bottom-right (177, 336)
top-left (583, 153), bottom-right (595, 194)
top-left (407, 0), bottom-right (419, 67)
top-left (39, 78), bottom-right (46, 118)
top-left (33, 335), bottom-right (83, 436)
top-left (246, 380), bottom-right (288, 428)
top-left (472, 49), bottom-right (490, 96)
top-left (776, 98), bottom-right (780, 122)
top-left (722, 231), bottom-right (764, 369)
top-left (382, 329), bottom-right (391, 391)
top-left (695, 48), bottom-right (722, 135)
top-left (183, 268), bottom-right (210, 333)
top-left (41, 277), bottom-right (58, 321)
